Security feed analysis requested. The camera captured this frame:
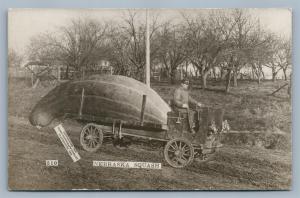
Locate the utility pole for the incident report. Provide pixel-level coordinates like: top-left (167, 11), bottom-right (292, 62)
top-left (145, 9), bottom-right (150, 87)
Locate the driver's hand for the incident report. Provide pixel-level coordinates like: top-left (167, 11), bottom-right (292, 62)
top-left (197, 102), bottom-right (202, 107)
top-left (182, 104), bottom-right (188, 108)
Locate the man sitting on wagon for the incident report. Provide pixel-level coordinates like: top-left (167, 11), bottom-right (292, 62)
top-left (173, 78), bottom-right (202, 134)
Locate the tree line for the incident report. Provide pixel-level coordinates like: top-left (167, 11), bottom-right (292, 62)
top-left (14, 9), bottom-right (291, 92)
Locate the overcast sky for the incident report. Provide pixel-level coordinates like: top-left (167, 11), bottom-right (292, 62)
top-left (8, 8), bottom-right (292, 55)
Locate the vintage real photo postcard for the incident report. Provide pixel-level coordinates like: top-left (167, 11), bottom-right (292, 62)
top-left (8, 8), bottom-right (292, 190)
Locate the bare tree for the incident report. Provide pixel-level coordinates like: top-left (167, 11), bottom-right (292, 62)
top-left (8, 48), bottom-right (23, 68)
top-left (183, 10), bottom-right (234, 89)
top-left (27, 17), bottom-right (109, 79)
top-left (156, 23), bottom-right (187, 84)
top-left (107, 10), bottom-right (161, 81)
top-left (247, 32), bottom-right (274, 84)
top-left (224, 9), bottom-right (256, 90)
top-left (27, 33), bottom-right (60, 65)
top-left (265, 37), bottom-right (283, 82)
top-left (220, 10), bottom-right (274, 91)
top-left (276, 38), bottom-right (292, 81)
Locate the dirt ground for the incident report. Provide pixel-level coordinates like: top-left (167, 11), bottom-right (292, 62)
top-left (8, 78), bottom-right (292, 190)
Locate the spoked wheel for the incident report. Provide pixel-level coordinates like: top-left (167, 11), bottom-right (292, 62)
top-left (164, 138), bottom-right (194, 168)
top-left (80, 123), bottom-right (103, 152)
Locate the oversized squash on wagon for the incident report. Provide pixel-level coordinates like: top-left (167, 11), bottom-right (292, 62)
top-left (29, 75), bottom-right (229, 168)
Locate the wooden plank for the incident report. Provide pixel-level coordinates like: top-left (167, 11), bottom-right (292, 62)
top-left (78, 88), bottom-right (85, 116)
top-left (64, 113), bottom-right (168, 131)
top-left (122, 128), bottom-right (168, 141)
top-left (269, 83), bottom-right (288, 96)
top-left (140, 95), bottom-right (147, 126)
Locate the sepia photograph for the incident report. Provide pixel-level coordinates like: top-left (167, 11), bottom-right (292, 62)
top-left (8, 8), bottom-right (292, 190)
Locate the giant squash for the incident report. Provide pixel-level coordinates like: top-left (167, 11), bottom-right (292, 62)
top-left (29, 75), bottom-right (171, 128)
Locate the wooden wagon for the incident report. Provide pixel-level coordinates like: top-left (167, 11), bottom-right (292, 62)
top-left (63, 92), bottom-right (228, 168)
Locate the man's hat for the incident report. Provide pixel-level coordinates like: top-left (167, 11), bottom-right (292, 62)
top-left (181, 78), bottom-right (189, 85)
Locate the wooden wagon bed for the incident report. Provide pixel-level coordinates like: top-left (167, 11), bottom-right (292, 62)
top-left (64, 113), bottom-right (169, 141)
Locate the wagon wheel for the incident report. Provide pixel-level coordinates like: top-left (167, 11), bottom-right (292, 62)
top-left (164, 138), bottom-right (194, 168)
top-left (80, 123), bottom-right (103, 152)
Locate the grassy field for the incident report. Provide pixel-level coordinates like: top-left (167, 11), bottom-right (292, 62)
top-left (153, 80), bottom-right (291, 133)
top-left (8, 77), bottom-right (292, 190)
